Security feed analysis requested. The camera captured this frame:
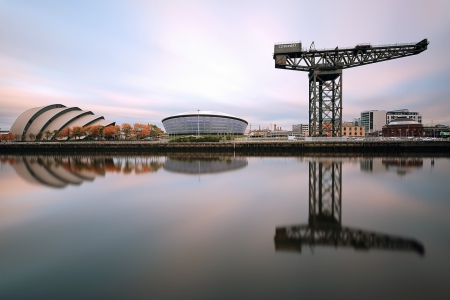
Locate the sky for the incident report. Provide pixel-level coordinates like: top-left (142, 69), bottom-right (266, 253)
top-left (1, 0), bottom-right (449, 131)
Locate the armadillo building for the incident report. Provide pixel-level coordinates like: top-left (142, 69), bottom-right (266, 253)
top-left (10, 104), bottom-right (115, 140)
top-left (162, 111), bottom-right (248, 135)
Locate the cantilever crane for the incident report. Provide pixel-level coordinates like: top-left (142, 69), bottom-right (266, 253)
top-left (273, 39), bottom-right (429, 137)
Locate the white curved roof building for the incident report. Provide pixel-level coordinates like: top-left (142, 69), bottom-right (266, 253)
top-left (10, 104), bottom-right (115, 140)
top-left (162, 111), bottom-right (248, 135)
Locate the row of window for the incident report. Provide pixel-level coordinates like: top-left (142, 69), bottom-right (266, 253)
top-left (163, 117), bottom-right (247, 134)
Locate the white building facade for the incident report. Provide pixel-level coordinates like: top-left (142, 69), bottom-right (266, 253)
top-left (360, 110), bottom-right (386, 133)
top-left (386, 109), bottom-right (422, 124)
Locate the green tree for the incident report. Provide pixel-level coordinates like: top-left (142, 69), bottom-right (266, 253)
top-left (44, 130), bottom-right (52, 141)
top-left (36, 132), bottom-right (43, 140)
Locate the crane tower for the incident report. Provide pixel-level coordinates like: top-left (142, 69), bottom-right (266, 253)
top-left (273, 39), bottom-right (429, 137)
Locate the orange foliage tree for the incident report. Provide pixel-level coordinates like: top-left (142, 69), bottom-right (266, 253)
top-left (103, 126), bottom-right (116, 139)
top-left (88, 125), bottom-right (103, 139)
top-left (121, 123), bottom-right (132, 140)
top-left (58, 127), bottom-right (71, 140)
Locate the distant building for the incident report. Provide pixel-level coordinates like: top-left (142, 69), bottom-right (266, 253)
top-left (292, 124), bottom-right (309, 136)
top-left (382, 117), bottom-right (423, 137)
top-left (386, 109), bottom-right (422, 124)
top-left (423, 124), bottom-right (450, 137)
top-left (341, 122), bottom-right (365, 137)
top-left (360, 110), bottom-right (386, 133)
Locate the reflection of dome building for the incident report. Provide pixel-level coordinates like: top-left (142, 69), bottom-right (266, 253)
top-left (163, 157), bottom-right (248, 174)
top-left (162, 111), bottom-right (248, 135)
top-left (382, 117), bottom-right (423, 137)
top-left (10, 104), bottom-right (115, 141)
top-left (382, 158), bottom-right (423, 176)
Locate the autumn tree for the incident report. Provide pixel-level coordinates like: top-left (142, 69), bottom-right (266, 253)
top-left (71, 126), bottom-right (84, 140)
top-left (103, 126), bottom-right (116, 140)
top-left (121, 123), bottom-right (132, 140)
top-left (88, 125), bottom-right (103, 139)
top-left (141, 126), bottom-right (150, 138)
top-left (133, 123), bottom-right (144, 140)
top-left (59, 127), bottom-right (71, 140)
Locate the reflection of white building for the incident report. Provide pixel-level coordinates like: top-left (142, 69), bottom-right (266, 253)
top-left (162, 111), bottom-right (248, 135)
top-left (360, 159), bottom-right (384, 173)
top-left (11, 156), bottom-right (98, 188)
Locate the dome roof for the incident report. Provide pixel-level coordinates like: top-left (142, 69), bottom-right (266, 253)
top-left (162, 110), bottom-right (248, 124)
top-left (10, 104), bottom-right (115, 140)
top-left (172, 111), bottom-right (237, 118)
top-left (387, 117), bottom-right (421, 125)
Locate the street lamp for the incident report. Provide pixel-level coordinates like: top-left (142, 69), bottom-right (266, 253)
top-left (197, 109), bottom-right (200, 137)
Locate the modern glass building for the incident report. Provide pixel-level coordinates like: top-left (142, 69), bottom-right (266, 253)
top-left (162, 111), bottom-right (248, 135)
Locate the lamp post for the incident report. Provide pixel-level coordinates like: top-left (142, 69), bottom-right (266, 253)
top-left (197, 109), bottom-right (200, 137)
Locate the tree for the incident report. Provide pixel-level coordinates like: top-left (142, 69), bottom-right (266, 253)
top-left (121, 123), bottom-right (132, 140)
top-left (133, 123), bottom-right (145, 140)
top-left (113, 125), bottom-right (121, 140)
top-left (71, 126), bottom-right (84, 140)
top-left (6, 132), bottom-right (14, 141)
top-left (51, 130), bottom-right (59, 140)
top-left (88, 125), bottom-right (103, 139)
top-left (44, 130), bottom-right (52, 141)
top-left (14, 134), bottom-right (22, 141)
top-left (141, 126), bottom-right (150, 138)
top-left (103, 126), bottom-right (116, 139)
top-left (36, 132), bottom-right (43, 141)
top-left (28, 133), bottom-right (36, 141)
top-left (59, 127), bottom-right (71, 140)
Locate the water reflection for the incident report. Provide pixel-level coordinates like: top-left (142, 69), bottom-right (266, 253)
top-left (361, 158), bottom-right (423, 176)
top-left (163, 156), bottom-right (248, 174)
top-left (275, 160), bottom-right (425, 255)
top-left (0, 155), bottom-right (164, 188)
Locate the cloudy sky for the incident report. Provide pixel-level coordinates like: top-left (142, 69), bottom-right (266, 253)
top-left (1, 0), bottom-right (449, 131)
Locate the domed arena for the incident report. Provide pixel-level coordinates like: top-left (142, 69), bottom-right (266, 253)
top-left (10, 104), bottom-right (115, 141)
top-left (162, 111), bottom-right (248, 135)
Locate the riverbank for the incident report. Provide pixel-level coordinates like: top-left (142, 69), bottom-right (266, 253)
top-left (1, 140), bottom-right (449, 154)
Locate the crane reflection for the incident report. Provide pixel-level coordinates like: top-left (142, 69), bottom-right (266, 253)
top-left (274, 160), bottom-right (424, 256)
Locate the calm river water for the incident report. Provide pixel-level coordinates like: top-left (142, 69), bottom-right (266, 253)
top-left (0, 154), bottom-right (449, 299)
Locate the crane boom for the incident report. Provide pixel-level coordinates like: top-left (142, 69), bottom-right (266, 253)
top-left (274, 39), bottom-right (429, 71)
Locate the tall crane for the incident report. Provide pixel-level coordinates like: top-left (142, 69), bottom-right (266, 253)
top-left (273, 39), bottom-right (429, 137)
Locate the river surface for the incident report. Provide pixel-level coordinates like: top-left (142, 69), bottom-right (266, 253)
top-left (0, 154), bottom-right (449, 299)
